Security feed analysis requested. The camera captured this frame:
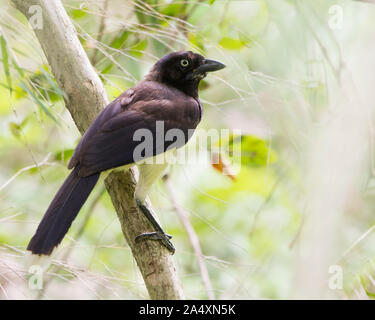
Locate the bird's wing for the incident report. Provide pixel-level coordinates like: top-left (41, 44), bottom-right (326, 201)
top-left (68, 84), bottom-right (201, 177)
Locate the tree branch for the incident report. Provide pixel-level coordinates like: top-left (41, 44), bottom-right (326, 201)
top-left (12, 0), bottom-right (184, 300)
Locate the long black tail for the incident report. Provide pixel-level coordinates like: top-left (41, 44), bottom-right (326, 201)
top-left (27, 167), bottom-right (100, 255)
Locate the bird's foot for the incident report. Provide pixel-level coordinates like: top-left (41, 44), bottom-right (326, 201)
top-left (135, 198), bottom-right (175, 254)
top-left (135, 231), bottom-right (175, 254)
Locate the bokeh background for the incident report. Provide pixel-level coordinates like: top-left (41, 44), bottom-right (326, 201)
top-left (1, 0), bottom-right (375, 299)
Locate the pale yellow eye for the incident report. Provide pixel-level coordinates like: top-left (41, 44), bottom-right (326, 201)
top-left (180, 59), bottom-right (189, 67)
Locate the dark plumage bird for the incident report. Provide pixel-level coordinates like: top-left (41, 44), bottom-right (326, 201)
top-left (27, 51), bottom-right (225, 256)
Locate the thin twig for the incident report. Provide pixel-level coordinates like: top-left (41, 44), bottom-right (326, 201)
top-left (0, 153), bottom-right (55, 192)
top-left (249, 178), bottom-right (280, 237)
top-left (338, 223), bottom-right (375, 263)
top-left (90, 0), bottom-right (109, 66)
top-left (36, 185), bottom-right (106, 299)
top-left (163, 174), bottom-right (214, 300)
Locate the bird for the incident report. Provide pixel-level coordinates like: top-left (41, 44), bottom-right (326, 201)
top-left (27, 51), bottom-right (225, 256)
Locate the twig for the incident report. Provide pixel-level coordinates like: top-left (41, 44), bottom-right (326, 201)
top-left (0, 153), bottom-right (55, 192)
top-left (163, 174), bottom-right (214, 300)
top-left (338, 223), bottom-right (375, 263)
top-left (90, 0), bottom-right (109, 66)
top-left (295, 2), bottom-right (342, 83)
top-left (36, 185), bottom-right (106, 299)
top-left (249, 178), bottom-right (280, 237)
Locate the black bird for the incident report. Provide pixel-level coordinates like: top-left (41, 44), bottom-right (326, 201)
top-left (27, 51), bottom-right (225, 256)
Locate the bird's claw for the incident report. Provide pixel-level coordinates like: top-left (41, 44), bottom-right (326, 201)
top-left (135, 231), bottom-right (175, 254)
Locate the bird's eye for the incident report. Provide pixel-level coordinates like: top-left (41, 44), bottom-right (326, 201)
top-left (180, 59), bottom-right (189, 67)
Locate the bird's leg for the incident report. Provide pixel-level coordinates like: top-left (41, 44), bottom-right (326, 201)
top-left (135, 199), bottom-right (175, 254)
top-left (134, 160), bottom-right (175, 253)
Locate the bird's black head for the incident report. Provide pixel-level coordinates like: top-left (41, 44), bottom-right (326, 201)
top-left (146, 51), bottom-right (225, 98)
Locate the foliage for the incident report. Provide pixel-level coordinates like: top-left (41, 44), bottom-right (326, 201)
top-left (0, 0), bottom-right (375, 300)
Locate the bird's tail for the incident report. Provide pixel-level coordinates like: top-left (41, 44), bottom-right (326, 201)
top-left (27, 167), bottom-right (100, 255)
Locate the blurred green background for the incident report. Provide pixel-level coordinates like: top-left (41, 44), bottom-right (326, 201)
top-left (1, 0), bottom-right (375, 299)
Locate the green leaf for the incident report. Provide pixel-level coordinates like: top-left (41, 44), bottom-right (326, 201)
top-left (160, 3), bottom-right (185, 17)
top-left (0, 36), bottom-right (12, 94)
top-left (54, 149), bottom-right (74, 162)
top-left (365, 289), bottom-right (375, 298)
top-left (71, 8), bottom-right (87, 19)
top-left (18, 82), bottom-right (56, 122)
top-left (9, 122), bottom-right (21, 138)
top-left (11, 57), bottom-right (25, 78)
top-left (134, 0), bottom-right (149, 24)
top-left (39, 66), bottom-right (66, 100)
top-left (110, 31), bottom-right (130, 50)
top-left (21, 116), bottom-right (30, 128)
top-left (129, 39), bottom-right (147, 57)
top-left (219, 37), bottom-right (247, 50)
top-left (100, 62), bottom-right (113, 75)
top-left (188, 32), bottom-right (205, 51)
top-left (27, 68), bottom-right (63, 102)
top-left (221, 134), bottom-right (277, 167)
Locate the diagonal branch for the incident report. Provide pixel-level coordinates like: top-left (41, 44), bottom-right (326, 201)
top-left (11, 0), bottom-right (184, 300)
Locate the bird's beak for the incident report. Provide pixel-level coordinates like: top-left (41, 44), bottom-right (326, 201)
top-left (186, 59), bottom-right (226, 80)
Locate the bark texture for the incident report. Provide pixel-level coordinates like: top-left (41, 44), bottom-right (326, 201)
top-left (12, 0), bottom-right (184, 300)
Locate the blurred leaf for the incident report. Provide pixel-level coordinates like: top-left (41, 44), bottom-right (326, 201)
top-left (129, 39), bottom-right (147, 57)
top-left (237, 135), bottom-right (277, 167)
top-left (38, 66), bottom-right (66, 101)
top-left (100, 62), bottom-right (114, 75)
top-left (71, 8), bottom-right (87, 19)
top-left (223, 134), bottom-right (277, 167)
top-left (54, 149), bottom-right (74, 162)
top-left (134, 0), bottom-right (150, 24)
top-left (219, 37), bottom-right (247, 50)
top-left (18, 82), bottom-right (56, 122)
top-left (11, 56), bottom-right (25, 77)
top-left (198, 79), bottom-right (209, 90)
top-left (40, 66), bottom-right (64, 92)
top-left (0, 36), bottom-right (12, 94)
top-left (198, 165), bottom-right (277, 204)
top-left (366, 290), bottom-right (375, 298)
top-left (160, 3), bottom-right (185, 17)
top-left (9, 122), bottom-right (21, 138)
top-left (28, 167), bottom-right (38, 174)
top-left (110, 31), bottom-right (130, 49)
top-left (9, 116), bottom-right (29, 138)
top-left (211, 152), bottom-right (237, 181)
top-left (13, 84), bottom-right (26, 100)
top-left (188, 32), bottom-right (205, 51)
top-left (21, 115), bottom-right (30, 128)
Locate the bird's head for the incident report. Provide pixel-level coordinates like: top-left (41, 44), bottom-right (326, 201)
top-left (146, 51), bottom-right (225, 97)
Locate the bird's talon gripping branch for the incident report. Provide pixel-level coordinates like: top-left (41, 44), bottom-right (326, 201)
top-left (135, 232), bottom-right (175, 254)
top-left (135, 198), bottom-right (175, 253)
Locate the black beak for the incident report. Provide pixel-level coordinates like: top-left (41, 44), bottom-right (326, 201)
top-left (186, 59), bottom-right (226, 80)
